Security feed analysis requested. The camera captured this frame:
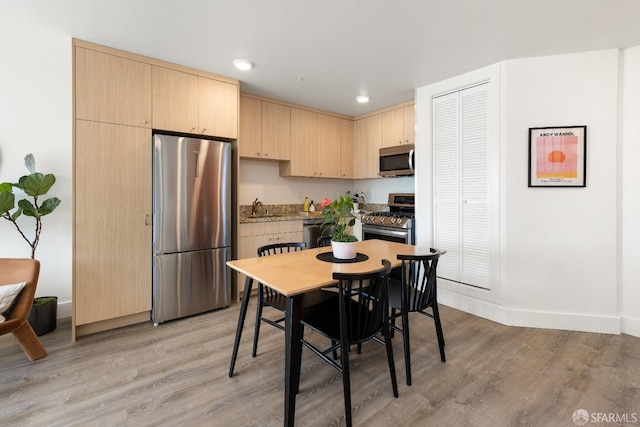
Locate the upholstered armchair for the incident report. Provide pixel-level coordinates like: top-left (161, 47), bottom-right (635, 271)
top-left (0, 258), bottom-right (48, 361)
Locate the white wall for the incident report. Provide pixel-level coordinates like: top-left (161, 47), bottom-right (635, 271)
top-left (0, 8), bottom-right (73, 317)
top-left (621, 45), bottom-right (640, 336)
top-left (502, 49), bottom-right (620, 332)
top-left (239, 158), bottom-right (415, 206)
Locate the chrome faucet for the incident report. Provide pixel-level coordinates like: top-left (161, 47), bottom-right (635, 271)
top-left (251, 198), bottom-right (263, 215)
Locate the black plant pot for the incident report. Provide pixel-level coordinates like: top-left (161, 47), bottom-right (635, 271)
top-left (28, 296), bottom-right (57, 336)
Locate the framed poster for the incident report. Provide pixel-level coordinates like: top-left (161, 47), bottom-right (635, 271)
top-left (528, 125), bottom-right (587, 187)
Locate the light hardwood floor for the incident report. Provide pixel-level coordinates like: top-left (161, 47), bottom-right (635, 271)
top-left (1, 303), bottom-right (639, 426)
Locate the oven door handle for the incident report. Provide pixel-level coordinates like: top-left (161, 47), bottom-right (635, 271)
top-left (362, 225), bottom-right (411, 239)
top-left (408, 149), bottom-right (414, 171)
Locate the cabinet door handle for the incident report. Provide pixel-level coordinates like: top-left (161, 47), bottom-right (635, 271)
top-left (264, 153), bottom-right (268, 157)
top-left (202, 128), bottom-right (207, 133)
top-left (145, 214), bottom-right (151, 226)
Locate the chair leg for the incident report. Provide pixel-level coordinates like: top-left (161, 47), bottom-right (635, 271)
top-left (252, 286), bottom-right (265, 357)
top-left (400, 305), bottom-right (412, 386)
top-left (432, 304), bottom-right (446, 362)
top-left (340, 337), bottom-right (353, 427)
top-left (13, 322), bottom-right (47, 361)
top-left (382, 323), bottom-right (399, 398)
top-left (390, 308), bottom-right (396, 338)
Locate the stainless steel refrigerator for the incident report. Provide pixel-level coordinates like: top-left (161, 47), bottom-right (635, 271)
top-left (152, 134), bottom-right (231, 324)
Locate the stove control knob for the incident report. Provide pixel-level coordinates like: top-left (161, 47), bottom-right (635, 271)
top-left (379, 218), bottom-right (385, 224)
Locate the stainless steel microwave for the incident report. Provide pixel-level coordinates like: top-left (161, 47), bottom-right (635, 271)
top-left (379, 144), bottom-right (415, 177)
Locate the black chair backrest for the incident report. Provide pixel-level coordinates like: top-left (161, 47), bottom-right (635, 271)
top-left (257, 242), bottom-right (307, 300)
top-left (317, 235), bottom-right (332, 248)
top-left (332, 259), bottom-right (392, 343)
top-left (257, 242), bottom-right (306, 257)
top-left (397, 250), bottom-right (440, 312)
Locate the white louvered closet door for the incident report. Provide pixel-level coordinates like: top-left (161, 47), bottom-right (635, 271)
top-left (433, 83), bottom-right (490, 290)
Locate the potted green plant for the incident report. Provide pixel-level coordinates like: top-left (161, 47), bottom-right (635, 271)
top-left (0, 153), bottom-right (61, 335)
top-left (320, 192), bottom-right (359, 259)
top-left (351, 191), bottom-right (366, 213)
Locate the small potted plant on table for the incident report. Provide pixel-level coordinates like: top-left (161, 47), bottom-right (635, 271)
top-left (320, 192), bottom-right (359, 259)
top-left (0, 153), bottom-right (61, 335)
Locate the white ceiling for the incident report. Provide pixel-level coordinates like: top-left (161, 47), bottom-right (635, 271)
top-left (16, 0), bottom-right (640, 116)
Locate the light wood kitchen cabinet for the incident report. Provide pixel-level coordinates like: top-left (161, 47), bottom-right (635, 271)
top-left (153, 66), bottom-right (238, 138)
top-left (340, 119), bottom-right (354, 179)
top-left (381, 104), bottom-right (415, 147)
top-left (152, 66), bottom-right (199, 134)
top-left (239, 96), bottom-right (262, 157)
top-left (199, 77), bottom-right (238, 139)
top-left (317, 114), bottom-right (341, 178)
top-left (381, 107), bottom-right (404, 147)
top-left (283, 108), bottom-right (349, 178)
top-left (354, 118), bottom-right (367, 179)
top-left (74, 120), bottom-right (152, 334)
top-left (262, 101), bottom-right (291, 160)
top-left (236, 221), bottom-right (303, 302)
top-left (239, 97), bottom-right (291, 160)
top-left (286, 108), bottom-right (318, 176)
top-left (403, 103), bottom-right (415, 145)
top-left (75, 47), bottom-right (151, 128)
top-left (365, 114), bottom-right (383, 178)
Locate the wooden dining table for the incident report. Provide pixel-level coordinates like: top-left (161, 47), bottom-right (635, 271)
top-left (226, 239), bottom-right (436, 427)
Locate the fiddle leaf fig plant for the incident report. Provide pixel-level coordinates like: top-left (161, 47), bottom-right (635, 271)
top-left (0, 153), bottom-right (61, 259)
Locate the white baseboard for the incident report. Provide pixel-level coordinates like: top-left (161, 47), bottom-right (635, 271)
top-left (439, 288), bottom-right (621, 335)
top-left (621, 314), bottom-right (640, 338)
top-left (57, 300), bottom-right (72, 319)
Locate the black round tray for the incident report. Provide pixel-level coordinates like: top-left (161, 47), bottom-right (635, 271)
top-left (316, 252), bottom-right (369, 263)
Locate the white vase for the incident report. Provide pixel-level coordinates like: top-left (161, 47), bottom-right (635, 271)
top-left (331, 240), bottom-right (357, 259)
top-left (353, 203), bottom-right (360, 214)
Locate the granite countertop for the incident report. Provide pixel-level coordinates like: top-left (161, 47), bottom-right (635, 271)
top-left (239, 203), bottom-right (386, 224)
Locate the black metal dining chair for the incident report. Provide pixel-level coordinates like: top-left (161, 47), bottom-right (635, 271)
top-left (299, 259), bottom-right (398, 427)
top-left (316, 235), bottom-right (332, 248)
top-left (388, 249), bottom-right (443, 386)
top-left (252, 242), bottom-right (337, 357)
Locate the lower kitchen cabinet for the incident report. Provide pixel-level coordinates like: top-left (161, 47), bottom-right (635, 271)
top-left (74, 120), bottom-right (152, 338)
top-left (236, 221), bottom-right (303, 302)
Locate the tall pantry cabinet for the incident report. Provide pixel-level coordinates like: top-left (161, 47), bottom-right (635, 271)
top-left (72, 39), bottom-right (239, 340)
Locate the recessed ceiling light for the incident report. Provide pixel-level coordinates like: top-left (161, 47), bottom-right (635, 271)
top-left (233, 59), bottom-right (254, 71)
top-left (356, 95), bottom-right (370, 103)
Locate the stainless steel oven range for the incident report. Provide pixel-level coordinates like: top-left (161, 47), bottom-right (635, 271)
top-left (362, 193), bottom-right (415, 245)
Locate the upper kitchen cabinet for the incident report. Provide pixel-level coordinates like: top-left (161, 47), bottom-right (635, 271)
top-left (75, 47), bottom-right (151, 128)
top-left (152, 66), bottom-right (238, 139)
top-left (381, 102), bottom-right (415, 147)
top-left (262, 101), bottom-right (291, 160)
top-left (282, 108), bottom-right (347, 178)
top-left (403, 103), bottom-right (415, 145)
top-left (152, 66), bottom-right (199, 134)
top-left (285, 108), bottom-right (318, 176)
top-left (239, 95), bottom-right (290, 160)
top-left (340, 119), bottom-right (354, 179)
top-left (199, 77), bottom-right (238, 139)
top-left (381, 107), bottom-right (404, 147)
top-left (365, 114), bottom-right (383, 178)
top-left (239, 96), bottom-right (262, 157)
top-left (353, 114), bottom-right (382, 179)
top-left (317, 114), bottom-right (341, 178)
top-left (354, 119), bottom-right (367, 179)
